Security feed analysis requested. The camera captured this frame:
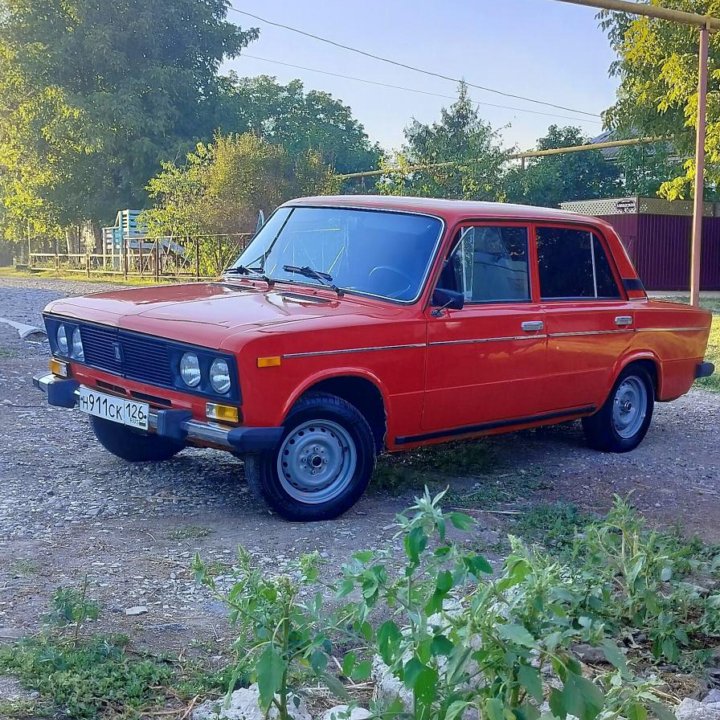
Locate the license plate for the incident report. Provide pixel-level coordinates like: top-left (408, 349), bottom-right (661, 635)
top-left (78, 387), bottom-right (149, 430)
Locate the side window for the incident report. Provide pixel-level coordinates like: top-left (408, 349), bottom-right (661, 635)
top-left (536, 227), bottom-right (620, 300)
top-left (437, 226), bottom-right (530, 303)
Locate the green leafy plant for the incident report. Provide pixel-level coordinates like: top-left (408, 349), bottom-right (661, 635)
top-left (199, 490), bottom-right (683, 720)
top-left (46, 575), bottom-right (100, 647)
top-left (339, 489), bottom-right (671, 720)
top-left (192, 549), bottom-right (357, 719)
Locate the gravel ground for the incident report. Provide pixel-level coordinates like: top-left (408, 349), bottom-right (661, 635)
top-left (0, 275), bottom-right (719, 658)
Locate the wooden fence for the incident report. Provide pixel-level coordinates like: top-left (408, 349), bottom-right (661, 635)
top-left (28, 233), bottom-right (253, 281)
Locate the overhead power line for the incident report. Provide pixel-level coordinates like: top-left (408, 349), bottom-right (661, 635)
top-left (239, 53), bottom-right (602, 125)
top-left (228, 6), bottom-right (601, 118)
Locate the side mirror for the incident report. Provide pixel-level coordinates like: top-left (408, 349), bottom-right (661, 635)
top-left (431, 287), bottom-right (465, 313)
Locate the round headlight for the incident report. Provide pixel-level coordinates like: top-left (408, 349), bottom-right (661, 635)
top-left (180, 353), bottom-right (201, 387)
top-left (71, 327), bottom-right (84, 361)
top-left (56, 325), bottom-right (69, 355)
top-left (209, 358), bottom-right (231, 395)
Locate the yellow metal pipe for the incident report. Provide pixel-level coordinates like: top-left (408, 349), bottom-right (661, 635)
top-left (691, 26), bottom-right (710, 307)
top-left (337, 137), bottom-right (664, 180)
top-left (556, 0), bottom-right (720, 31)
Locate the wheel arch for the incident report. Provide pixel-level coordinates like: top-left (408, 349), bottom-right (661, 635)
top-left (614, 352), bottom-right (661, 397)
top-left (282, 369), bottom-right (389, 452)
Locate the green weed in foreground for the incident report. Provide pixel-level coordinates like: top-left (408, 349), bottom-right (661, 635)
top-left (512, 502), bottom-right (596, 550)
top-left (195, 492), bottom-right (720, 720)
top-left (0, 580), bottom-right (229, 720)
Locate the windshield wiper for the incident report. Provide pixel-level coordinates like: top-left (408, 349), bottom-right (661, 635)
top-left (225, 265), bottom-right (274, 287)
top-left (282, 265), bottom-right (344, 296)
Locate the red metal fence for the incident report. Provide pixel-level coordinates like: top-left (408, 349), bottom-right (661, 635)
top-left (561, 197), bottom-right (720, 291)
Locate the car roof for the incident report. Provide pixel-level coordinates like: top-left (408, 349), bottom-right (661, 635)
top-left (283, 195), bottom-right (600, 225)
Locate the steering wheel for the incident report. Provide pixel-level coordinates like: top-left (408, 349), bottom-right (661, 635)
top-left (368, 265), bottom-right (414, 299)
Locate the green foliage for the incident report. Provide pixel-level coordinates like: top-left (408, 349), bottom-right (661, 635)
top-left (197, 491), bottom-right (719, 720)
top-left (565, 497), bottom-right (720, 669)
top-left (505, 126), bottom-right (623, 207)
top-left (373, 440), bottom-right (494, 490)
top-left (696, 312), bottom-right (720, 391)
top-left (0, 635), bottom-right (173, 719)
top-left (378, 83), bottom-right (509, 200)
top-left (46, 576), bottom-right (100, 647)
top-left (192, 549), bottom-right (347, 720)
top-left (219, 74), bottom-right (382, 175)
top-left (512, 502), bottom-right (596, 550)
top-left (339, 489), bottom-right (671, 720)
top-left (0, 0), bottom-right (257, 240)
top-left (141, 133), bottom-right (340, 242)
top-left (600, 2), bottom-right (720, 199)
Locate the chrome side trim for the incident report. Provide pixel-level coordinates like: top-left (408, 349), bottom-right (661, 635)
top-left (283, 342), bottom-right (426, 359)
top-left (636, 326), bottom-right (707, 333)
top-left (428, 334), bottom-right (547, 347)
top-left (548, 329), bottom-right (634, 338)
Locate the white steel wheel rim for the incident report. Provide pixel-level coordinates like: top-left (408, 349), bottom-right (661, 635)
top-left (612, 376), bottom-right (647, 439)
top-left (276, 419), bottom-right (357, 504)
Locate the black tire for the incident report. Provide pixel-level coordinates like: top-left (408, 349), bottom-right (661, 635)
top-left (245, 392), bottom-right (376, 521)
top-left (582, 364), bottom-right (655, 453)
top-left (90, 416), bottom-right (185, 462)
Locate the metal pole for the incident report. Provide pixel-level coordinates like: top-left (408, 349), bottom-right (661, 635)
top-left (556, 0), bottom-right (720, 31)
top-left (691, 25), bottom-right (709, 307)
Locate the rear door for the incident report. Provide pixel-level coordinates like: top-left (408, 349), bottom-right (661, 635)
top-left (536, 224), bottom-right (635, 411)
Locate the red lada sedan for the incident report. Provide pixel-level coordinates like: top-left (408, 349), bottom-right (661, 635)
top-left (34, 196), bottom-right (714, 521)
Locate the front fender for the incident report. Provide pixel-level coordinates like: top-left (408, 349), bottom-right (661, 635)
top-left (279, 366), bottom-right (391, 422)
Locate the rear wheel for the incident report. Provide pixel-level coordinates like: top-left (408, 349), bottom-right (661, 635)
top-left (245, 392), bottom-right (376, 521)
top-left (90, 416), bottom-right (185, 462)
top-left (582, 365), bottom-right (654, 452)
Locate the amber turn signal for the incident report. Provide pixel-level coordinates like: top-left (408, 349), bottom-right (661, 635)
top-left (257, 356), bottom-right (282, 368)
top-left (50, 358), bottom-right (69, 378)
top-left (205, 402), bottom-right (239, 423)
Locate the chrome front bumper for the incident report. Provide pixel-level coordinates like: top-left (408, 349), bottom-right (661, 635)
top-left (33, 373), bottom-right (283, 453)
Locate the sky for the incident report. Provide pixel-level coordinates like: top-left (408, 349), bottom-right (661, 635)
top-left (222, 0), bottom-right (619, 154)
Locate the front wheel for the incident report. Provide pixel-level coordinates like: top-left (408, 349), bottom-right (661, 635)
top-left (90, 416), bottom-right (185, 462)
top-left (582, 365), bottom-right (655, 453)
top-left (245, 392), bottom-right (376, 521)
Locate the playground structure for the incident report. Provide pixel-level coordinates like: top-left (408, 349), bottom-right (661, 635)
top-left (28, 209), bottom-right (252, 279)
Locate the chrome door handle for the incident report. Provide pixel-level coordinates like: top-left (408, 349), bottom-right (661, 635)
top-left (614, 315), bottom-right (633, 326)
top-left (521, 320), bottom-right (544, 332)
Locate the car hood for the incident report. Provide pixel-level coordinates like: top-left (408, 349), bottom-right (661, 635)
top-left (44, 281), bottom-right (403, 348)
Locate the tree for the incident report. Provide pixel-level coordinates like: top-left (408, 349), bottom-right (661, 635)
top-left (600, 1), bottom-right (720, 199)
top-left (141, 133), bottom-right (340, 238)
top-left (0, 0), bottom-right (257, 241)
top-left (378, 83), bottom-right (509, 200)
top-left (505, 126), bottom-right (622, 207)
top-left (218, 74), bottom-right (382, 175)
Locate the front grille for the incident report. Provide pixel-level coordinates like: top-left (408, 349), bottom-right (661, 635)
top-left (81, 324), bottom-right (121, 374)
top-left (121, 334), bottom-right (172, 386)
top-left (78, 324), bottom-right (172, 388)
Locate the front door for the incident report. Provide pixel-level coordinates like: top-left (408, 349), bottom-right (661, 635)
top-left (421, 223), bottom-right (548, 436)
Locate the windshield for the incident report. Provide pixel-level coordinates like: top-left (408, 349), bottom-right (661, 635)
top-left (230, 206), bottom-right (443, 302)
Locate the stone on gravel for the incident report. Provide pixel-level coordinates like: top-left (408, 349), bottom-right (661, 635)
top-left (192, 685), bottom-right (310, 720)
top-left (705, 691), bottom-right (720, 704)
top-left (124, 605), bottom-right (148, 616)
top-left (572, 643), bottom-right (609, 665)
top-left (321, 705), bottom-right (371, 720)
top-left (371, 656), bottom-right (412, 711)
top-left (676, 699), bottom-right (720, 720)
